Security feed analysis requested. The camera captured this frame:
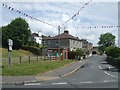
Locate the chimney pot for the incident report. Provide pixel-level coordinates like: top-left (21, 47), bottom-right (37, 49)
top-left (64, 30), bottom-right (69, 34)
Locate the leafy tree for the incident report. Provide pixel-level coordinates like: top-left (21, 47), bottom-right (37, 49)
top-left (98, 33), bottom-right (116, 52)
top-left (2, 17), bottom-right (31, 49)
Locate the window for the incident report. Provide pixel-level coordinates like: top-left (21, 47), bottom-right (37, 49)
top-left (56, 41), bottom-right (58, 44)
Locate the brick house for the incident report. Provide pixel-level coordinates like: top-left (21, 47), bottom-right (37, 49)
top-left (42, 30), bottom-right (83, 60)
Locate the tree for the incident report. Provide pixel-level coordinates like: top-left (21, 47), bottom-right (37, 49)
top-left (2, 17), bottom-right (31, 49)
top-left (98, 33), bottom-right (116, 52)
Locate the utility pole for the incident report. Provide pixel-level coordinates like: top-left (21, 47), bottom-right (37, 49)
top-left (58, 25), bottom-right (61, 60)
top-left (119, 2), bottom-right (120, 48)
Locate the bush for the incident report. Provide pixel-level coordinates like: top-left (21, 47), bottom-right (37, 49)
top-left (106, 57), bottom-right (120, 67)
top-left (68, 49), bottom-right (84, 59)
top-left (21, 45), bottom-right (42, 55)
top-left (105, 46), bottom-right (120, 67)
top-left (28, 41), bottom-right (40, 47)
top-left (105, 46), bottom-right (120, 58)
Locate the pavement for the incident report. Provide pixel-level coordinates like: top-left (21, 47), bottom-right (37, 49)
top-left (2, 56), bottom-right (91, 85)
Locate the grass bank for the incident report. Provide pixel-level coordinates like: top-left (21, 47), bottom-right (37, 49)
top-left (2, 60), bottom-right (73, 76)
top-left (1, 48), bottom-right (34, 58)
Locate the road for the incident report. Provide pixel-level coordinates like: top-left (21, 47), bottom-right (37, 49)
top-left (3, 55), bottom-right (119, 88)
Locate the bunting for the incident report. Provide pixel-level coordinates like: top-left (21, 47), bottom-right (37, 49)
top-left (67, 25), bottom-right (120, 29)
top-left (2, 3), bottom-right (119, 30)
top-left (61, 0), bottom-right (92, 26)
top-left (2, 4), bottom-right (57, 28)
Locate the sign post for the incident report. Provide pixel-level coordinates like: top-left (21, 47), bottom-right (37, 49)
top-left (8, 39), bottom-right (13, 68)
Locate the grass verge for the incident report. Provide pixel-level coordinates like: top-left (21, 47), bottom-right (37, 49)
top-left (1, 48), bottom-right (34, 58)
top-left (2, 60), bottom-right (73, 76)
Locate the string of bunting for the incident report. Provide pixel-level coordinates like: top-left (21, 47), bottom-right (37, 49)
top-left (61, 0), bottom-right (92, 26)
top-left (2, 3), bottom-right (119, 30)
top-left (67, 25), bottom-right (120, 29)
top-left (2, 4), bottom-right (57, 28)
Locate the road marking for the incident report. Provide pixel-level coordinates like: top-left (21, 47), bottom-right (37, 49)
top-left (52, 82), bottom-right (67, 85)
top-left (24, 83), bottom-right (41, 85)
top-left (80, 81), bottom-right (93, 84)
top-left (103, 80), bottom-right (116, 83)
top-left (98, 66), bottom-right (102, 70)
top-left (98, 65), bottom-right (118, 78)
top-left (104, 71), bottom-right (118, 78)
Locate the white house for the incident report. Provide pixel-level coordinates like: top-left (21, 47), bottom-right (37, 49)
top-left (31, 31), bottom-right (42, 44)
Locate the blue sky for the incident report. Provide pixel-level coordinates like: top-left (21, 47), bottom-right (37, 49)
top-left (1, 0), bottom-right (119, 46)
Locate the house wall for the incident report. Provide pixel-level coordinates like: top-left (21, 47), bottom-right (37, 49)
top-left (43, 39), bottom-right (82, 51)
top-left (43, 39), bottom-right (69, 49)
top-left (34, 37), bottom-right (42, 44)
top-left (69, 39), bottom-right (82, 51)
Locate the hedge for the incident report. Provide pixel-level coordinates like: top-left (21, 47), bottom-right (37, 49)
top-left (21, 45), bottom-right (42, 56)
top-left (68, 50), bottom-right (84, 60)
top-left (105, 46), bottom-right (120, 58)
top-left (105, 46), bottom-right (120, 67)
top-left (106, 56), bottom-right (120, 67)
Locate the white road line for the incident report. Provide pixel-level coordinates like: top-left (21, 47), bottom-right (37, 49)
top-left (104, 71), bottom-right (118, 78)
top-left (98, 65), bottom-right (118, 78)
top-left (80, 81), bottom-right (93, 84)
top-left (98, 66), bottom-right (102, 70)
top-left (52, 82), bottom-right (67, 85)
top-left (24, 83), bottom-right (41, 85)
top-left (103, 80), bottom-right (116, 83)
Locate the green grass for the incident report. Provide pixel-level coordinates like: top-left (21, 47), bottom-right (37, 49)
top-left (1, 48), bottom-right (34, 58)
top-left (2, 60), bottom-right (73, 76)
top-left (1, 48), bottom-right (74, 76)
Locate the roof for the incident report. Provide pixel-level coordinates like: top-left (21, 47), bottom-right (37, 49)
top-left (31, 33), bottom-right (39, 37)
top-left (42, 30), bottom-right (80, 41)
top-left (42, 35), bottom-right (53, 39)
top-left (53, 33), bottom-right (79, 40)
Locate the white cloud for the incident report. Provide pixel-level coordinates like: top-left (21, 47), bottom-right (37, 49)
top-left (1, 2), bottom-right (118, 46)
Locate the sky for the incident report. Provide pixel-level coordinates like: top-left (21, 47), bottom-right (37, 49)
top-left (1, 0), bottom-right (119, 46)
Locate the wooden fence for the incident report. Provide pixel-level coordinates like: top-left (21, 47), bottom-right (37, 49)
top-left (2, 56), bottom-right (53, 65)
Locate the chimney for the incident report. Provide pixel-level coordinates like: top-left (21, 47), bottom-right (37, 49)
top-left (64, 30), bottom-right (69, 34)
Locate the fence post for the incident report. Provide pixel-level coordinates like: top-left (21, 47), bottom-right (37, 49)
top-left (37, 56), bottom-right (38, 62)
top-left (50, 56), bottom-right (51, 61)
top-left (20, 56), bottom-right (22, 64)
top-left (29, 56), bottom-right (30, 64)
top-left (44, 56), bottom-right (45, 61)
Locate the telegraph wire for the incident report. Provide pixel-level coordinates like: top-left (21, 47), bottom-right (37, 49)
top-left (2, 3), bottom-right (119, 30)
top-left (2, 3), bottom-right (58, 28)
top-left (66, 25), bottom-right (120, 29)
top-left (61, 0), bottom-right (92, 26)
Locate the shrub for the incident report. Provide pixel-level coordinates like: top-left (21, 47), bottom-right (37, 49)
top-left (21, 45), bottom-right (42, 55)
top-left (68, 49), bottom-right (84, 59)
top-left (106, 57), bottom-right (120, 67)
top-left (105, 46), bottom-right (120, 58)
top-left (105, 46), bottom-right (120, 67)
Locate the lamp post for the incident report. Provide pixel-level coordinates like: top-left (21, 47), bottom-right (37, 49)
top-left (58, 25), bottom-right (61, 60)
